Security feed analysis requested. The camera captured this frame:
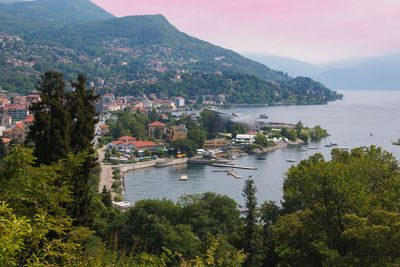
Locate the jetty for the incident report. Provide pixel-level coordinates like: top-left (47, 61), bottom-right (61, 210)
top-left (226, 170), bottom-right (243, 178)
top-left (211, 163), bottom-right (257, 170)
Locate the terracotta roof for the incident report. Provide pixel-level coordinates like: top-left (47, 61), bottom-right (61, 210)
top-left (110, 140), bottom-right (157, 148)
top-left (15, 122), bottom-right (23, 129)
top-left (148, 121), bottom-right (166, 127)
top-left (1, 138), bottom-right (10, 143)
top-left (117, 136), bottom-right (137, 141)
top-left (132, 141), bottom-right (157, 148)
top-left (23, 117), bottom-right (34, 122)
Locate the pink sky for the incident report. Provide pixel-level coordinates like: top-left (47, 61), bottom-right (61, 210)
top-left (91, 0), bottom-right (400, 63)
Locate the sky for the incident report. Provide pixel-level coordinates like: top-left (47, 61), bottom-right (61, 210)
top-left (91, 0), bottom-right (400, 64)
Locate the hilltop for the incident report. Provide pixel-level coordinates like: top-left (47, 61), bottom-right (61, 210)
top-left (0, 1), bottom-right (342, 104)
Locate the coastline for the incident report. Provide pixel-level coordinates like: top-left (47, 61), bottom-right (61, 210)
top-left (98, 152), bottom-right (188, 200)
top-left (98, 139), bottom-right (303, 200)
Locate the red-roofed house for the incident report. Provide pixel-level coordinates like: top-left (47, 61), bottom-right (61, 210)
top-left (148, 121), bottom-right (167, 138)
top-left (118, 136), bottom-right (137, 142)
top-left (100, 124), bottom-right (109, 135)
top-left (106, 139), bottom-right (158, 152)
top-left (3, 122), bottom-right (24, 142)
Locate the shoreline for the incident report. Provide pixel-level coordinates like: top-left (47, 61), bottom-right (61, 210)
top-left (98, 139), bottom-right (303, 201)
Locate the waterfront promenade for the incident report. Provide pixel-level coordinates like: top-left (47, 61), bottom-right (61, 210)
top-left (97, 147), bottom-right (187, 195)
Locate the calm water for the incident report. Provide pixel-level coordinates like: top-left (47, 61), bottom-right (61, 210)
top-left (125, 91), bottom-right (400, 206)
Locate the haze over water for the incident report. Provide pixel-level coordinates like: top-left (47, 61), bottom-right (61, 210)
top-left (125, 90), bottom-right (400, 206)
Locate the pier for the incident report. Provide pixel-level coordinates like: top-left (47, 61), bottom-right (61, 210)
top-left (211, 163), bottom-right (258, 170)
top-left (226, 170), bottom-right (243, 178)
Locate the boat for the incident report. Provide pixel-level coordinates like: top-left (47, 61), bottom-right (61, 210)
top-left (300, 148), bottom-right (308, 152)
top-left (257, 156), bottom-right (266, 160)
top-left (286, 159), bottom-right (296, 163)
top-left (307, 147), bottom-right (318, 149)
top-left (324, 144), bottom-right (332, 147)
top-left (340, 147), bottom-right (349, 151)
top-left (330, 142), bottom-right (338, 146)
top-left (259, 114), bottom-right (269, 119)
top-left (180, 175), bottom-right (188, 180)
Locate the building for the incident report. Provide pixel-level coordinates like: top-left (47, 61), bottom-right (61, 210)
top-left (1, 104), bottom-right (28, 120)
top-left (157, 100), bottom-right (176, 110)
top-left (174, 97), bottom-right (185, 107)
top-left (22, 117), bottom-right (34, 140)
top-left (148, 121), bottom-right (167, 138)
top-left (167, 125), bottom-right (187, 141)
top-left (204, 139), bottom-right (229, 148)
top-left (0, 115), bottom-right (11, 126)
top-left (235, 134), bottom-right (256, 144)
top-left (25, 95), bottom-right (40, 103)
top-left (100, 125), bottom-right (109, 135)
top-left (2, 122), bottom-right (24, 142)
top-left (106, 137), bottom-right (158, 152)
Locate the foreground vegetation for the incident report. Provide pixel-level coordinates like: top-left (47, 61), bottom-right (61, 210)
top-left (2, 144), bottom-right (400, 266)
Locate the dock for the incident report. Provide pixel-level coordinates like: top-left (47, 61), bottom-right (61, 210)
top-left (226, 170), bottom-right (243, 178)
top-left (211, 163), bottom-right (258, 170)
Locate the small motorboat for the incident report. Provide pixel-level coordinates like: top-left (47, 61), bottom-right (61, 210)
top-left (286, 159), bottom-right (296, 163)
top-left (257, 156), bottom-right (266, 160)
top-left (180, 175), bottom-right (188, 180)
top-left (259, 114), bottom-right (269, 119)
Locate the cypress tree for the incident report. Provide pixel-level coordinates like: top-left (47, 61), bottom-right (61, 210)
top-left (0, 138), bottom-right (6, 160)
top-left (242, 178), bottom-right (263, 266)
top-left (27, 71), bottom-right (71, 165)
top-left (68, 74), bottom-right (99, 226)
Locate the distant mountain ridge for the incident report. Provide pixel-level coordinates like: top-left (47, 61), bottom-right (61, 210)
top-left (313, 54), bottom-right (400, 90)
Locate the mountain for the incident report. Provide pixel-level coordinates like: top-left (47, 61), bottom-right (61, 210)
top-left (314, 54), bottom-right (400, 90)
top-left (0, 0), bottom-right (114, 26)
top-left (0, 1), bottom-right (342, 104)
top-left (30, 15), bottom-right (290, 82)
top-left (243, 54), bottom-right (321, 77)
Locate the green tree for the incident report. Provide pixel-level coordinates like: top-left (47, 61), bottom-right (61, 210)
top-left (170, 138), bottom-right (197, 157)
top-left (298, 129), bottom-right (310, 143)
top-left (200, 110), bottom-right (218, 138)
top-left (232, 123), bottom-right (247, 138)
top-left (276, 146), bottom-right (400, 265)
top-left (309, 125), bottom-right (328, 140)
top-left (104, 149), bottom-right (111, 159)
top-left (27, 71), bottom-right (72, 165)
top-left (242, 178), bottom-right (263, 266)
top-left (254, 133), bottom-right (268, 147)
top-left (0, 138), bottom-right (6, 160)
top-left (280, 127), bottom-right (297, 141)
top-left (187, 128), bottom-right (207, 148)
top-left (149, 108), bottom-right (159, 122)
top-left (295, 120), bottom-right (304, 134)
top-left (101, 186), bottom-right (112, 208)
top-left (68, 74), bottom-right (100, 226)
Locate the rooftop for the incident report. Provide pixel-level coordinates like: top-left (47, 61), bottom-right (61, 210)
top-left (148, 121), bottom-right (166, 127)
